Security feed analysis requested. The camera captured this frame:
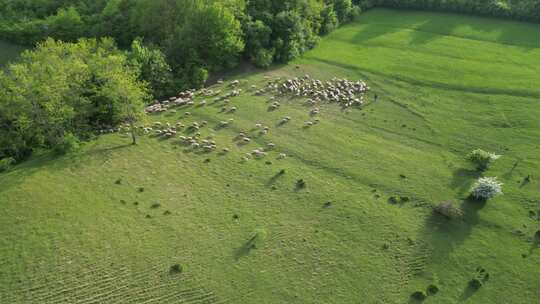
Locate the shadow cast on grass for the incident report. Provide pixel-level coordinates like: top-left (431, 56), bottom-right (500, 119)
top-left (450, 168), bottom-right (481, 196)
top-left (414, 197), bottom-right (487, 277)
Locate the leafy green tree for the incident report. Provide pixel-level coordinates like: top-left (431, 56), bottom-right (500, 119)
top-left (0, 38), bottom-right (149, 159)
top-left (45, 6), bottom-right (85, 41)
top-left (128, 38), bottom-right (174, 99)
top-left (244, 20), bottom-right (274, 67)
top-left (320, 5), bottom-right (339, 34)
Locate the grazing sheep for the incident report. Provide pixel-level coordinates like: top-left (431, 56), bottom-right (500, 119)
top-left (243, 137), bottom-right (251, 143)
top-left (255, 123), bottom-right (262, 129)
top-left (229, 106), bottom-right (237, 112)
top-left (185, 112), bottom-right (191, 116)
top-left (222, 148), bottom-right (230, 153)
top-left (278, 153), bottom-right (287, 159)
top-left (267, 143), bottom-right (275, 149)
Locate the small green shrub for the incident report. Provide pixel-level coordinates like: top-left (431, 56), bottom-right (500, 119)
top-left (427, 284), bottom-right (439, 295)
top-left (54, 133), bottom-right (80, 155)
top-left (411, 290), bottom-right (427, 301)
top-left (434, 201), bottom-right (463, 219)
top-left (466, 149), bottom-right (500, 170)
top-left (469, 278), bottom-right (483, 290)
top-left (470, 177), bottom-right (503, 200)
top-left (169, 264), bottom-right (183, 274)
top-left (250, 228), bottom-right (267, 249)
top-left (0, 157), bottom-right (16, 172)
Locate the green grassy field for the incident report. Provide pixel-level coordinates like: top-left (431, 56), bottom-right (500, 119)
top-left (1, 8), bottom-right (539, 304)
top-left (0, 40), bottom-right (25, 67)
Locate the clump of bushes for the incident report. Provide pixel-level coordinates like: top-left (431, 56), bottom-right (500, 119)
top-left (427, 284), bottom-right (439, 295)
top-left (53, 133), bottom-right (80, 155)
top-left (469, 267), bottom-right (490, 290)
top-left (410, 290), bottom-right (427, 301)
top-left (169, 264), bottom-right (183, 274)
top-left (0, 157), bottom-right (16, 173)
top-left (466, 149), bottom-right (500, 171)
top-left (470, 177), bottom-right (503, 200)
top-left (250, 229), bottom-right (268, 249)
top-left (434, 201), bottom-right (463, 219)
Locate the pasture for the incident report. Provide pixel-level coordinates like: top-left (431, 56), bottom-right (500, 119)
top-left (1, 8), bottom-right (539, 304)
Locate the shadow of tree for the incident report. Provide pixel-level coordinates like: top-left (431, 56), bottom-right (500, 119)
top-left (450, 168), bottom-right (481, 196)
top-left (458, 283), bottom-right (478, 302)
top-left (265, 171), bottom-right (285, 187)
top-left (415, 198), bottom-right (487, 279)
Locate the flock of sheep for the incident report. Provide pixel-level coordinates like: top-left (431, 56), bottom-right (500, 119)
top-left (109, 75), bottom-right (369, 160)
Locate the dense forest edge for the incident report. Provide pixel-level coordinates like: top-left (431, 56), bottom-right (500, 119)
top-left (1, 0), bottom-right (540, 166)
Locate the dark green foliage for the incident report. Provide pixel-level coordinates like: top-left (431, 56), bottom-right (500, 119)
top-left (296, 179), bottom-right (306, 189)
top-left (169, 264), bottom-right (183, 274)
top-left (0, 0), bottom-right (363, 94)
top-left (427, 284), bottom-right (439, 295)
top-left (362, 0), bottom-right (540, 22)
top-left (53, 132), bottom-right (80, 155)
top-left (469, 278), bottom-right (483, 290)
top-left (469, 267), bottom-right (490, 290)
top-left (411, 290), bottom-right (427, 301)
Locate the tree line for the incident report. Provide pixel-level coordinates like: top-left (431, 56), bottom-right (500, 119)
top-left (0, 0), bottom-right (360, 97)
top-left (354, 0), bottom-right (540, 22)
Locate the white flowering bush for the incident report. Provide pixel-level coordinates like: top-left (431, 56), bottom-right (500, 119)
top-left (467, 149), bottom-right (501, 170)
top-left (470, 177), bottom-right (503, 200)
